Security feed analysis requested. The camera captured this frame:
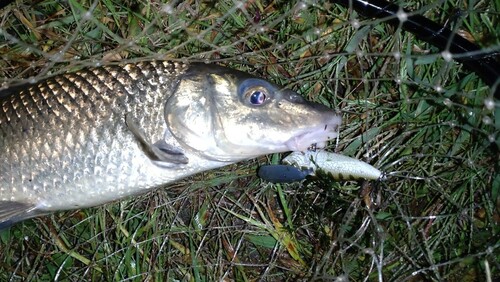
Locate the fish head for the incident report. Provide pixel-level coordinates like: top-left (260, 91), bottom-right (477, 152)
top-left (165, 63), bottom-right (341, 162)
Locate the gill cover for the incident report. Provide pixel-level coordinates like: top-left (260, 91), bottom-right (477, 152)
top-left (165, 65), bottom-right (278, 161)
top-left (165, 67), bottom-right (222, 160)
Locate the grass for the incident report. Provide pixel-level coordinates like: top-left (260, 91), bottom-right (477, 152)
top-left (0, 0), bottom-right (499, 281)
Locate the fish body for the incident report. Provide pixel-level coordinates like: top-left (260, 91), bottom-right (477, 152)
top-left (0, 61), bottom-right (341, 226)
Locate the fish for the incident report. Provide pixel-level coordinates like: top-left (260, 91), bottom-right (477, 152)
top-left (0, 60), bottom-right (342, 227)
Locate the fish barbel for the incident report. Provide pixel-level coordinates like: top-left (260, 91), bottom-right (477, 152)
top-left (0, 61), bottom-right (341, 227)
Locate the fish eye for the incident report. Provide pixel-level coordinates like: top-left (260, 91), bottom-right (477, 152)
top-left (238, 79), bottom-right (275, 107)
top-left (247, 89), bottom-right (267, 105)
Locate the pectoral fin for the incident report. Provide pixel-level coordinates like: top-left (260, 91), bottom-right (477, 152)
top-left (125, 114), bottom-right (189, 165)
top-left (0, 201), bottom-right (38, 229)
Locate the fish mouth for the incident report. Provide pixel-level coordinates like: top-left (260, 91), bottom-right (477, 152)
top-left (285, 117), bottom-right (341, 152)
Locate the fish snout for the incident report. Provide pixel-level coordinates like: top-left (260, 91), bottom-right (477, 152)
top-left (281, 89), bottom-right (334, 114)
top-left (281, 90), bottom-right (306, 104)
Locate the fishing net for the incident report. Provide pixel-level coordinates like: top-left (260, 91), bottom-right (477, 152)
top-left (1, 0), bottom-right (498, 280)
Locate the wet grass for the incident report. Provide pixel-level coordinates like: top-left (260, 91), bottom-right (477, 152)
top-left (0, 0), bottom-right (499, 281)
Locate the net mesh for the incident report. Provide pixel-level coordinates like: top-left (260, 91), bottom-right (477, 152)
top-left (0, 0), bottom-right (498, 281)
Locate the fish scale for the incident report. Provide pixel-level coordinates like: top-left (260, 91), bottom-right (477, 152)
top-left (0, 61), bottom-right (186, 210)
top-left (0, 61), bottom-right (341, 227)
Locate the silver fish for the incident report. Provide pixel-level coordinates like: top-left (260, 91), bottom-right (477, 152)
top-left (0, 61), bottom-right (341, 227)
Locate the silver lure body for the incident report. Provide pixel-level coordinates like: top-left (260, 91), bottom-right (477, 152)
top-left (283, 151), bottom-right (382, 180)
top-left (0, 61), bottom-right (341, 226)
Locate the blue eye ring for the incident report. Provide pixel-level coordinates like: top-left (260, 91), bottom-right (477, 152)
top-left (238, 79), bottom-right (275, 106)
top-left (249, 89), bottom-right (267, 105)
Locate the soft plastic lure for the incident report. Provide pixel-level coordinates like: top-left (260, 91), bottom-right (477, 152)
top-left (284, 151), bottom-right (382, 180)
top-left (258, 151), bottom-right (382, 183)
top-left (257, 165), bottom-right (312, 183)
